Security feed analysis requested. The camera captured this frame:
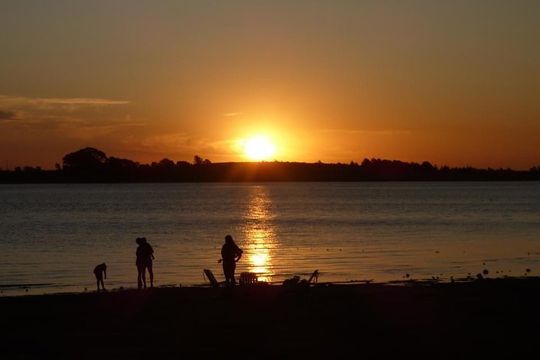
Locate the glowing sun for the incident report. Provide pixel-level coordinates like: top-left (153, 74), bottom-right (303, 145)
top-left (243, 136), bottom-right (276, 161)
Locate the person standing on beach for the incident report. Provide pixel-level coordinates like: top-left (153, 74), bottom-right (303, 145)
top-left (219, 235), bottom-right (243, 286)
top-left (136, 237), bottom-right (155, 289)
top-left (93, 263), bottom-right (107, 292)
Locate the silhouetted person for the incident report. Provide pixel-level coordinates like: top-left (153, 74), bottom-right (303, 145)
top-left (136, 237), bottom-right (154, 289)
top-left (93, 263), bottom-right (107, 292)
top-left (219, 235), bottom-right (243, 286)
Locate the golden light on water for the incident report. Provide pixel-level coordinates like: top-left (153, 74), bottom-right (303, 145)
top-left (247, 231), bottom-right (272, 280)
top-left (251, 251), bottom-right (269, 267)
top-left (244, 186), bottom-right (276, 282)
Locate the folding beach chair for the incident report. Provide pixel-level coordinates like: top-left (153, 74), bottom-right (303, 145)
top-left (307, 270), bottom-right (319, 284)
top-left (203, 269), bottom-right (222, 288)
top-left (239, 272), bottom-right (258, 286)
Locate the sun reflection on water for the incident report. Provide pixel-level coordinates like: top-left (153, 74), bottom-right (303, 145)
top-left (243, 187), bottom-right (276, 282)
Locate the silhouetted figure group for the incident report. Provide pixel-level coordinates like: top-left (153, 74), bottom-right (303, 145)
top-left (136, 237), bottom-right (154, 289)
top-left (93, 234), bottom-right (243, 291)
top-left (93, 237), bottom-right (155, 292)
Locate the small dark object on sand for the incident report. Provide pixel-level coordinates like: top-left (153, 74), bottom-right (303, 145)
top-left (526, 268), bottom-right (531, 273)
top-left (405, 273), bottom-right (410, 278)
top-left (476, 273), bottom-right (484, 280)
top-left (283, 276), bottom-right (300, 288)
top-left (283, 270), bottom-right (319, 289)
top-left (483, 269), bottom-right (489, 276)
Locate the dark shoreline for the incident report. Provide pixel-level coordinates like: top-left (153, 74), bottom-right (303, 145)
top-left (3, 147), bottom-right (539, 183)
top-left (2, 278), bottom-right (540, 359)
top-left (2, 179), bottom-right (540, 185)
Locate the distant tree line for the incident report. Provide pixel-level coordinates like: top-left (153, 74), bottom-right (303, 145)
top-left (1, 147), bottom-right (539, 183)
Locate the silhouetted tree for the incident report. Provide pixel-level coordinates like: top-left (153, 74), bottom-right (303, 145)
top-left (176, 161), bottom-right (191, 167)
top-left (106, 157), bottom-right (139, 181)
top-left (2, 146), bottom-right (539, 183)
top-left (62, 147), bottom-right (108, 180)
top-left (193, 155), bottom-right (203, 165)
top-left (158, 158), bottom-right (175, 168)
top-left (530, 166), bottom-right (540, 179)
top-left (421, 161), bottom-right (435, 171)
top-left (63, 147), bottom-right (107, 170)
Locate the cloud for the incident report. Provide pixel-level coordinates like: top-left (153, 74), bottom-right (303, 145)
top-left (0, 95), bottom-right (130, 107)
top-left (0, 109), bottom-right (17, 120)
top-left (223, 112), bottom-right (243, 117)
top-left (33, 97), bottom-right (129, 106)
top-left (320, 128), bottom-right (412, 136)
top-left (0, 94), bottom-right (133, 128)
top-left (0, 94), bottom-right (139, 143)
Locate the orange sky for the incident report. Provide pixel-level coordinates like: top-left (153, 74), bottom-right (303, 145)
top-left (1, 1), bottom-right (539, 169)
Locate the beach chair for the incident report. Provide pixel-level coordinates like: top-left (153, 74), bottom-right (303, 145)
top-left (307, 270), bottom-right (319, 284)
top-left (239, 272), bottom-right (258, 286)
top-left (203, 269), bottom-right (222, 288)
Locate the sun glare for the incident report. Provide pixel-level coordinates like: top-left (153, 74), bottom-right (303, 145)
top-left (243, 136), bottom-right (276, 161)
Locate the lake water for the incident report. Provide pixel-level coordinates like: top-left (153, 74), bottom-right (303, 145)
top-left (1, 182), bottom-right (540, 295)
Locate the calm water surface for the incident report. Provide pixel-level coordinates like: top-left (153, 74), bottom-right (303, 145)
top-left (1, 182), bottom-right (540, 295)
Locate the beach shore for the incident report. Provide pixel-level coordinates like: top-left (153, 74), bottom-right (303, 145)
top-left (2, 278), bottom-right (540, 359)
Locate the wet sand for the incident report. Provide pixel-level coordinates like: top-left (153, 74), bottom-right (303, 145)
top-left (2, 278), bottom-right (540, 359)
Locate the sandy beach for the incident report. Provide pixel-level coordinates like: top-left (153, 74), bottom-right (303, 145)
top-left (2, 278), bottom-right (540, 359)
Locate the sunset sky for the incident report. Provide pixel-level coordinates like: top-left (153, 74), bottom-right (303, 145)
top-left (1, 1), bottom-right (539, 169)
